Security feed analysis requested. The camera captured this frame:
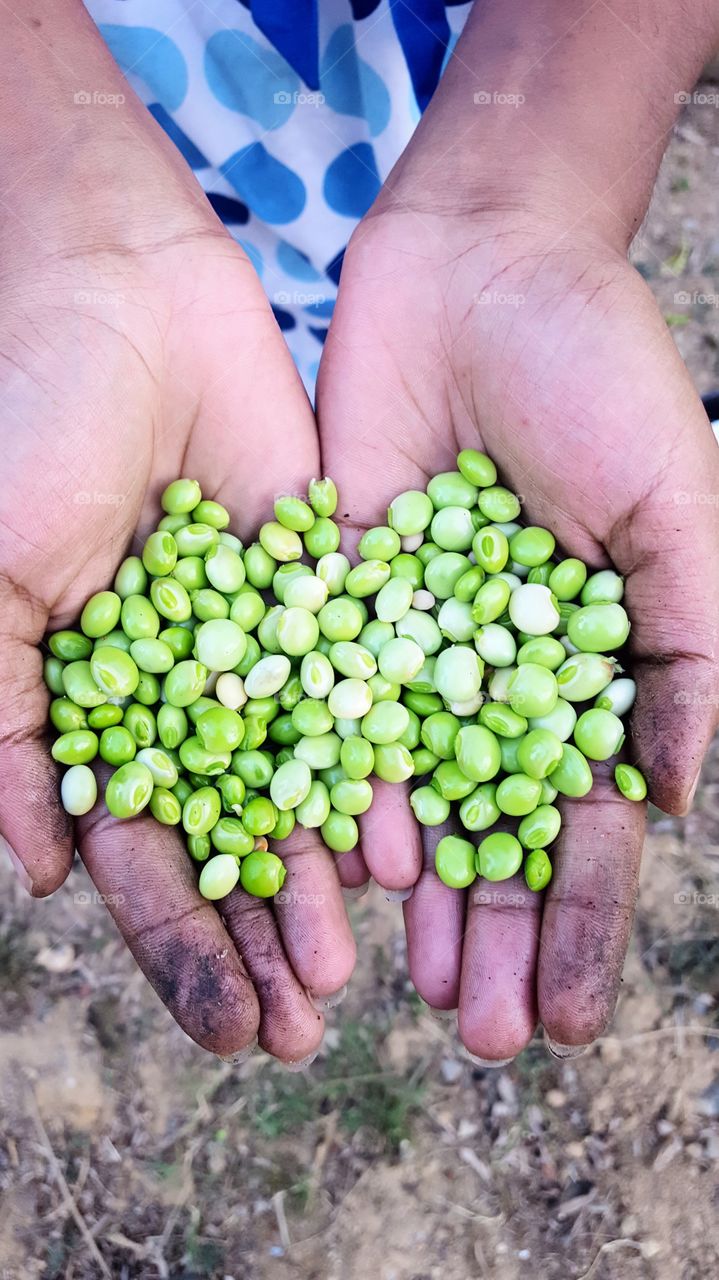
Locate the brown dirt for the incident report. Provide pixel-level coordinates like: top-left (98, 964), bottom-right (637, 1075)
top-left (1, 95), bottom-right (718, 1280)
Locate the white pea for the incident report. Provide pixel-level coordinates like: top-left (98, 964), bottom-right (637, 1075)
top-left (412, 589), bottom-right (435, 611)
top-left (199, 854), bottom-right (239, 900)
top-left (494, 521), bottom-right (521, 537)
top-left (283, 574), bottom-right (329, 613)
top-left (400, 533), bottom-right (424, 552)
top-left (378, 637), bottom-right (426, 684)
top-left (447, 693), bottom-right (485, 716)
top-left (216, 672), bottom-right (247, 710)
top-left (375, 577), bottom-right (413, 623)
top-left (509, 560), bottom-right (530, 579)
top-left (560, 635), bottom-right (581, 655)
top-left (595, 677), bottom-right (636, 716)
top-left (434, 645), bottom-right (483, 702)
top-left (528, 698), bottom-right (577, 741)
top-left (270, 758), bottom-right (312, 810)
top-left (61, 764), bottom-right (97, 816)
top-left (437, 598), bottom-right (475, 643)
top-left (316, 552), bottom-right (350, 596)
top-left (488, 665), bottom-right (516, 703)
top-left (328, 678), bottom-right (373, 719)
top-left (203, 670), bottom-right (219, 695)
top-left (493, 571), bottom-right (522, 592)
top-left (508, 583), bottom-right (560, 635)
top-left (243, 654), bottom-right (292, 698)
top-left (474, 622), bottom-right (517, 667)
top-left (300, 650), bottom-right (335, 699)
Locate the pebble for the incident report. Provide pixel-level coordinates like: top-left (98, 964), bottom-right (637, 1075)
top-left (546, 1089), bottom-right (566, 1108)
top-left (440, 1057), bottom-right (463, 1084)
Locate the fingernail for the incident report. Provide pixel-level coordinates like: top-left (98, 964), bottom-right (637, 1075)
top-left (385, 887), bottom-right (414, 902)
top-left (545, 1035), bottom-right (589, 1060)
top-left (427, 1005), bottom-right (456, 1022)
top-left (466, 1053), bottom-right (515, 1068)
top-left (684, 770), bottom-right (701, 813)
top-left (311, 984), bottom-right (347, 1010)
top-left (219, 1035), bottom-right (258, 1065)
top-left (285, 1050), bottom-right (319, 1073)
top-left (2, 836), bottom-right (33, 894)
top-left (341, 883), bottom-right (369, 901)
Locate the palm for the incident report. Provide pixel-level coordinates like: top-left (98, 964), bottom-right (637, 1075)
top-left (318, 211), bottom-right (719, 1057)
top-left (1, 233), bottom-right (354, 1062)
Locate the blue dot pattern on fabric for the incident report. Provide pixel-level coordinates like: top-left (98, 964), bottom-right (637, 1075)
top-left (277, 241), bottom-right (322, 282)
top-left (309, 326), bottom-right (329, 345)
top-left (389, 0), bottom-right (450, 112)
top-left (239, 240), bottom-right (264, 277)
top-left (221, 144), bottom-right (306, 224)
top-left (323, 143), bottom-right (381, 218)
top-left (273, 306), bottom-right (297, 332)
top-left (304, 298), bottom-right (335, 320)
top-left (320, 25), bottom-right (391, 138)
top-left (205, 31), bottom-right (299, 129)
top-left (206, 193), bottom-right (250, 225)
top-left (325, 249), bottom-right (346, 287)
top-left (148, 104), bottom-right (208, 168)
top-left (97, 25), bottom-right (188, 110)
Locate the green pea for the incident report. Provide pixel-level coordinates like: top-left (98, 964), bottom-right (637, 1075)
top-left (120, 594), bottom-right (160, 641)
top-left (416, 542), bottom-right (442, 566)
top-left (113, 556), bottom-right (148, 599)
top-left (427, 471), bottom-right (478, 510)
top-left (294, 732), bottom-right (342, 771)
top-left (195, 619), bottom-right (247, 672)
top-left (237, 850), bottom-right (285, 898)
top-left (51, 729), bottom-right (98, 765)
top-left (452, 566), bottom-right (485, 604)
top-left (212, 817), bottom-right (255, 856)
top-left (308, 476), bottom-right (338, 518)
top-left (147, 577), bottom-right (191, 624)
top-left (550, 743), bottom-right (594, 797)
top-left (163, 660), bottom-right (207, 708)
top-left (126, 639), bottom-right (172, 676)
top-left (136, 672), bottom-right (162, 705)
top-left (472, 526), bottom-right (509, 575)
top-left (454, 725), bottom-right (501, 782)
top-left (99, 725), bottom-right (136, 765)
top-left (573, 708), bottom-right (625, 761)
top-left (409, 785), bottom-right (449, 826)
top-left (390, 553), bottom-right (424, 590)
top-left (318, 597), bottom-right (365, 642)
top-left (142, 530), bottom-right (177, 577)
top-left (276, 606), bottom-right (320, 657)
top-left (138, 747), bottom-right (178, 786)
top-left (495, 773), bottom-right (542, 817)
top-left (273, 494), bottom-right (315, 532)
top-left (411, 747), bottom-right (441, 776)
top-left (614, 763), bottom-right (647, 802)
top-left (555, 653), bottom-right (616, 702)
top-left (303, 517), bottom-right (340, 558)
top-left (387, 490), bottom-right (434, 536)
top-left (179, 735), bottom-right (231, 776)
top-left (378, 637), bottom-right (425, 685)
top-left (271, 808), bottom-right (296, 840)
top-left (196, 706), bottom-right (245, 752)
top-left (87, 703), bottom-right (123, 730)
top-left (516, 728), bottom-right (564, 779)
top-left (316, 551), bottom-right (350, 596)
top-left (420, 711), bottom-right (460, 760)
top-left (372, 742), bottom-right (414, 783)
top-left (476, 832), bottom-right (523, 881)
top-left (435, 835), bottom-right (477, 888)
top-left (518, 804), bottom-right (561, 850)
top-left (159, 513), bottom-right (191, 534)
top-left (471, 578), bottom-right (511, 626)
top-left (123, 704), bottom-right (157, 748)
top-left (509, 526), bottom-right (555, 568)
top-left (507, 664), bottom-right (558, 718)
top-left (344, 560), bottom-right (390, 599)
top-left (199, 853), bottom-right (240, 900)
top-left (291, 699), bottom-right (333, 738)
top-left (241, 796), bottom-right (276, 836)
top-left (50, 698), bottom-right (88, 733)
top-left (49, 630), bottom-right (93, 662)
top-left (357, 701), bottom-right (407, 746)
top-left (358, 525), bottom-right (400, 562)
top-left (240, 716), bottom-right (267, 750)
top-left (149, 787), bottom-right (182, 825)
top-left (330, 778), bottom-right (373, 816)
top-left (431, 760), bottom-right (476, 801)
top-left (479, 702), bottom-right (528, 739)
top-left (430, 506), bottom-right (475, 552)
top-left (320, 809), bottom-right (358, 853)
top-left (267, 758), bottom-right (310, 811)
top-left (87, 643), bottom-right (139, 700)
top-left (340, 736), bottom-right (375, 780)
top-left (459, 783), bottom-right (500, 832)
top-left (172, 555), bottom-right (208, 592)
top-left (293, 780), bottom-right (329, 828)
top-left (105, 761), bottom-right (154, 819)
top-left (182, 786), bottom-right (221, 836)
top-left (231, 749), bottom-right (274, 789)
top-left (95, 629), bottom-right (132, 654)
top-left (190, 499), bottom-right (229, 530)
top-left (567, 603), bottom-right (630, 653)
top-left (528, 698), bottom-right (578, 742)
top-left (161, 626), bottom-right (195, 661)
top-left (80, 591), bottom-right (122, 640)
top-left (404, 690), bottom-right (444, 717)
top-left (424, 552), bottom-right (472, 600)
top-left (525, 849), bottom-right (553, 892)
top-left (477, 486), bottom-right (521, 523)
top-left (213, 774), bottom-right (244, 815)
top-left (44, 657), bottom-right (67, 696)
top-left (497, 734), bottom-right (523, 774)
top-left (61, 660), bottom-right (107, 708)
top-left (548, 558), bottom-right (587, 601)
top-left (267, 714), bottom-right (300, 747)
top-left (161, 478), bottom-right (202, 515)
top-left (155, 704), bottom-right (187, 751)
top-left (398, 707), bottom-right (421, 750)
top-left (186, 832), bottom-right (211, 861)
top-left (516, 636), bottom-right (566, 671)
top-left (457, 448), bottom-right (497, 488)
top-left (581, 570), bottom-right (624, 606)
top-left (527, 564), bottom-right (552, 587)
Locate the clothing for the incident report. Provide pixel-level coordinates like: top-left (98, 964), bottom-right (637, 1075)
top-left (85, 0), bottom-right (472, 391)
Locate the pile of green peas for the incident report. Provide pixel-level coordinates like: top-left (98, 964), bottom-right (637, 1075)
top-left (43, 453), bottom-right (646, 902)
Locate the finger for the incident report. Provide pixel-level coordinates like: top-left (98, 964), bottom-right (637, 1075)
top-left (272, 827), bottom-right (357, 999)
top-left (359, 778), bottom-right (423, 893)
top-left (403, 822), bottom-right (465, 1011)
top-left (0, 634), bottom-right (74, 896)
top-left (609, 416), bottom-right (719, 815)
top-left (219, 889), bottom-right (324, 1062)
top-left (538, 766), bottom-right (645, 1052)
top-left (76, 799), bottom-right (260, 1057)
top-left (334, 844), bottom-right (371, 892)
top-left (458, 869), bottom-right (541, 1062)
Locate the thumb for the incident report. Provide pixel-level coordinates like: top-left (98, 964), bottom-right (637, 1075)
top-left (0, 597), bottom-right (74, 894)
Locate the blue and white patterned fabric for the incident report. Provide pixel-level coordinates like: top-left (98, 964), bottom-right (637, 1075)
top-left (84, 0), bottom-right (472, 393)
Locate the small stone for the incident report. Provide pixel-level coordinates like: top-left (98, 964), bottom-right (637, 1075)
top-left (565, 1141), bottom-right (585, 1160)
top-left (546, 1089), bottom-right (566, 1108)
top-left (621, 1214), bottom-right (639, 1236)
top-left (640, 1239), bottom-right (662, 1260)
top-left (440, 1057), bottom-right (463, 1085)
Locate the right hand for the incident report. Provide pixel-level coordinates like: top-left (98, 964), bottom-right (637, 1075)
top-left (0, 113), bottom-right (355, 1064)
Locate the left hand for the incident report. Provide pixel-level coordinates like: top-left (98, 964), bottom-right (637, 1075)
top-left (316, 198), bottom-right (719, 1060)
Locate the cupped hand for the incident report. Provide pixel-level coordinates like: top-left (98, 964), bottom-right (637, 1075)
top-left (0, 142), bottom-right (354, 1063)
top-left (317, 204), bottom-right (719, 1059)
